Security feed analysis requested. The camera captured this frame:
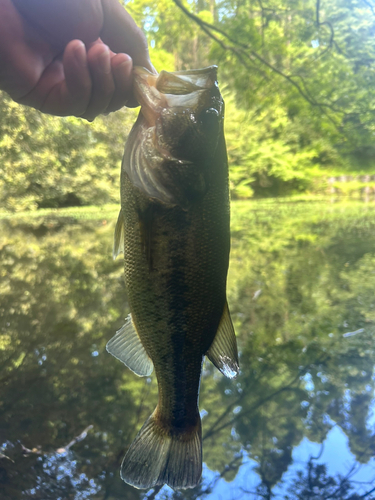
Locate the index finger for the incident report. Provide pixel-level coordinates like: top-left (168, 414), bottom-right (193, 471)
top-left (100, 0), bottom-right (156, 74)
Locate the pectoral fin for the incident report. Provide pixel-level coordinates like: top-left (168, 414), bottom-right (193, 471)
top-left (106, 315), bottom-right (153, 377)
top-left (113, 209), bottom-right (125, 260)
top-left (207, 303), bottom-right (239, 379)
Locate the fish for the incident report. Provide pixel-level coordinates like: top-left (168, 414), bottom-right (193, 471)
top-left (106, 65), bottom-right (239, 490)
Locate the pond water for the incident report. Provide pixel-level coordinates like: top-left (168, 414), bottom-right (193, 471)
top-left (1, 200), bottom-right (375, 500)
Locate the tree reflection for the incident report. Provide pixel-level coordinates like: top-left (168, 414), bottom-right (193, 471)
top-left (1, 201), bottom-right (375, 499)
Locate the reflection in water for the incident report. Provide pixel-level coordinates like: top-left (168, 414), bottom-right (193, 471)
top-left (1, 201), bottom-right (375, 499)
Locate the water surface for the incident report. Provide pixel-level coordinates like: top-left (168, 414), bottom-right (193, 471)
top-left (1, 200), bottom-right (375, 499)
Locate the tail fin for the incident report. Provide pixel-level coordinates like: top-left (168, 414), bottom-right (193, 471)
top-left (121, 409), bottom-right (202, 489)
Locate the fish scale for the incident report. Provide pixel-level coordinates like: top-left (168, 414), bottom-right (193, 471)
top-left (107, 66), bottom-right (239, 489)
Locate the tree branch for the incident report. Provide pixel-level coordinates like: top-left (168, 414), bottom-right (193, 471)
top-left (316, 0), bottom-right (321, 26)
top-left (315, 0), bottom-right (344, 58)
top-left (171, 0), bottom-right (342, 131)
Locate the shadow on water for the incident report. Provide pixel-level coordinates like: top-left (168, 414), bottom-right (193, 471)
top-left (1, 200), bottom-right (375, 499)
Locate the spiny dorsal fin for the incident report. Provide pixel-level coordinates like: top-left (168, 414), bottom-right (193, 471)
top-left (206, 302), bottom-right (239, 379)
top-left (106, 314), bottom-right (153, 377)
top-left (113, 209), bottom-right (125, 260)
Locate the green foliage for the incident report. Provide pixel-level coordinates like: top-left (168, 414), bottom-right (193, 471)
top-left (0, 92), bottom-right (137, 211)
top-left (166, 0), bottom-right (375, 193)
top-left (225, 96), bottom-right (324, 198)
top-left (1, 0), bottom-right (375, 206)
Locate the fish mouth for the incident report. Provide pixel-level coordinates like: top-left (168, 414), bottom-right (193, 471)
top-left (133, 66), bottom-right (218, 126)
top-left (125, 66), bottom-right (223, 208)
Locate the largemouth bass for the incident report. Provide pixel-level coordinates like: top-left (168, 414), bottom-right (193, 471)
top-left (107, 65), bottom-right (239, 489)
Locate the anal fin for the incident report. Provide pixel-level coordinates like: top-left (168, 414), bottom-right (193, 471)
top-left (106, 314), bottom-right (153, 377)
top-left (113, 209), bottom-right (125, 260)
top-left (206, 302), bottom-right (239, 379)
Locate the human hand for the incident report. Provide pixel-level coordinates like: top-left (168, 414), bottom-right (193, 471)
top-left (0, 0), bottom-right (155, 120)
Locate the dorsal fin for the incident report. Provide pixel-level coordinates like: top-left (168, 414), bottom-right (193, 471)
top-left (113, 209), bottom-right (125, 260)
top-left (206, 302), bottom-right (239, 379)
top-left (106, 314), bottom-right (153, 377)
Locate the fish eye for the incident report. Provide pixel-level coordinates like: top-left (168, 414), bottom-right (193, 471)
top-left (199, 108), bottom-right (220, 132)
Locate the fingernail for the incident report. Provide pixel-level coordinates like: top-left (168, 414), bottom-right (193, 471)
top-left (120, 54), bottom-right (132, 63)
top-left (118, 55), bottom-right (132, 74)
top-left (98, 46), bottom-right (111, 74)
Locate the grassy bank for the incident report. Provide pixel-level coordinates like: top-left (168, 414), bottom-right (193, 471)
top-left (0, 204), bottom-right (120, 221)
top-left (1, 196), bottom-right (375, 225)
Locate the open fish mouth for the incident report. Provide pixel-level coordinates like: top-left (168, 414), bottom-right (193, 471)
top-left (133, 66), bottom-right (220, 126)
top-left (123, 66), bottom-right (224, 208)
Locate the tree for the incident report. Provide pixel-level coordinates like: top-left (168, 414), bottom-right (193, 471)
top-left (137, 0), bottom-right (375, 193)
top-left (0, 92), bottom-right (137, 211)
